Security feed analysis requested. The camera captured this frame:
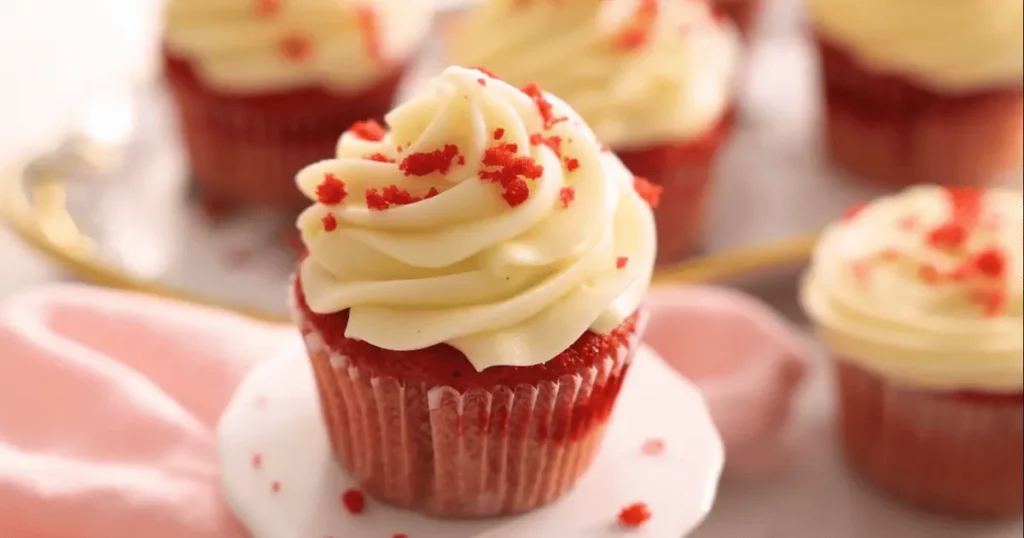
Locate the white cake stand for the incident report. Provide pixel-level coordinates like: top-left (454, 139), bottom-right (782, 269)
top-left (218, 346), bottom-right (724, 538)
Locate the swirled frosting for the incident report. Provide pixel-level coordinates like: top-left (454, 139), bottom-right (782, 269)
top-left (295, 66), bottom-right (657, 371)
top-left (810, 0), bottom-right (1024, 92)
top-left (448, 0), bottom-right (739, 148)
top-left (801, 185), bottom-right (1023, 391)
top-left (163, 0), bottom-right (434, 93)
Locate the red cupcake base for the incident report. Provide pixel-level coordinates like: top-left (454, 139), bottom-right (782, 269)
top-left (163, 51), bottom-right (405, 212)
top-left (615, 114), bottom-right (735, 265)
top-left (835, 360), bottom-right (1023, 518)
top-left (816, 38), bottom-right (1024, 188)
top-left (292, 277), bottom-right (643, 518)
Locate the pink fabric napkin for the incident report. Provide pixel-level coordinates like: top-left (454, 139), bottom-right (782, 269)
top-left (0, 283), bottom-right (808, 535)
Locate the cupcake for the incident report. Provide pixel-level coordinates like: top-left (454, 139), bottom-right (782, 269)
top-left (162, 0), bottom-right (433, 211)
top-left (801, 185), bottom-right (1023, 517)
top-left (291, 66), bottom-right (658, 517)
top-left (448, 0), bottom-right (740, 264)
top-left (810, 0), bottom-right (1024, 188)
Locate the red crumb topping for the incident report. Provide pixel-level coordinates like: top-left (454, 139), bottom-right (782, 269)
top-left (974, 288), bottom-right (1008, 317)
top-left (477, 78), bottom-right (487, 86)
top-left (842, 201), bottom-right (868, 221)
top-left (365, 185), bottom-right (439, 211)
top-left (642, 438), bottom-right (666, 455)
top-left (355, 6), bottom-right (383, 63)
top-left (348, 120), bottom-right (387, 142)
top-left (618, 502), bottom-right (652, 527)
top-left (898, 215), bottom-right (918, 231)
top-left (479, 143), bottom-right (544, 207)
top-left (918, 264), bottom-right (941, 284)
top-left (559, 186), bottom-right (576, 208)
top-left (565, 157), bottom-right (580, 172)
top-left (254, 0), bottom-right (280, 17)
top-left (972, 248), bottom-right (1006, 278)
top-left (457, 155), bottom-right (466, 165)
top-left (473, 66), bottom-right (499, 79)
top-left (364, 152), bottom-right (396, 163)
top-left (613, 0), bottom-right (659, 50)
top-left (880, 248), bottom-right (900, 260)
top-left (851, 260), bottom-right (871, 284)
top-left (601, 143), bottom-right (611, 152)
top-left (321, 213), bottom-right (338, 232)
top-left (945, 187), bottom-right (983, 226)
top-left (252, 453), bottom-right (263, 469)
top-left (493, 128), bottom-right (505, 140)
top-left (316, 173), bottom-right (348, 205)
top-left (520, 83), bottom-right (567, 130)
top-left (399, 144), bottom-right (462, 176)
top-left (616, 257), bottom-right (629, 269)
top-left (926, 222), bottom-right (967, 251)
top-left (271, 481), bottom-right (281, 493)
top-left (279, 34), bottom-right (312, 62)
top-left (633, 176), bottom-right (662, 208)
top-left (342, 488), bottom-right (366, 515)
top-left (530, 133), bottom-right (563, 158)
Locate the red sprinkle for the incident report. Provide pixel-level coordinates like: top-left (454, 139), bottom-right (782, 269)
top-left (493, 128), bottom-right (505, 140)
top-left (633, 176), bottom-right (662, 208)
top-left (349, 120), bottom-right (387, 142)
top-left (530, 133), bottom-right (563, 158)
top-left (565, 157), bottom-right (580, 171)
top-left (364, 152), bottom-right (396, 163)
top-left (399, 144), bottom-right (462, 176)
top-left (559, 186), bottom-right (576, 208)
top-left (842, 201), bottom-right (868, 221)
top-left (616, 257), bottom-right (629, 269)
top-left (520, 83), bottom-right (567, 130)
top-left (321, 213), bottom-right (338, 232)
top-left (618, 502), bottom-right (652, 527)
top-left (342, 488), bottom-right (366, 515)
top-left (642, 438), bottom-right (666, 455)
top-left (316, 173), bottom-right (348, 205)
top-left (279, 34), bottom-right (312, 62)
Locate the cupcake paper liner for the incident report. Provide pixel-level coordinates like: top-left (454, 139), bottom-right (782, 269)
top-left (293, 296), bottom-right (644, 518)
top-left (834, 359), bottom-right (1023, 517)
top-left (163, 52), bottom-right (405, 212)
top-left (816, 37), bottom-right (1024, 188)
top-left (615, 113), bottom-right (735, 265)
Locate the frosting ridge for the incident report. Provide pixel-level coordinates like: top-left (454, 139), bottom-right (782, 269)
top-left (448, 0), bottom-right (739, 148)
top-left (801, 185), bottom-right (1023, 391)
top-left (296, 66), bottom-right (657, 371)
top-left (810, 0), bottom-right (1024, 91)
top-left (163, 0), bottom-right (434, 93)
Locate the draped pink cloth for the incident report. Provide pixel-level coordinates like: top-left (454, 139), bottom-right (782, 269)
top-left (0, 284), bottom-right (807, 535)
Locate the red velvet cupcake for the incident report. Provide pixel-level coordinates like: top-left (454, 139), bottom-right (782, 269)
top-left (161, 0), bottom-right (434, 211)
top-left (809, 0), bottom-right (1024, 188)
top-left (290, 67), bottom-right (658, 518)
top-left (802, 185), bottom-right (1024, 517)
top-left (448, 0), bottom-right (741, 264)
top-left (710, 0), bottom-right (762, 40)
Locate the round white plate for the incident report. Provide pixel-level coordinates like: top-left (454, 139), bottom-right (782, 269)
top-left (218, 345), bottom-right (724, 538)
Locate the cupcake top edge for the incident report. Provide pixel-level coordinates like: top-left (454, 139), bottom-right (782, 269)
top-left (809, 0), bottom-right (1024, 92)
top-left (295, 65), bottom-right (658, 372)
top-left (801, 185), bottom-right (1024, 391)
top-left (162, 0), bottom-right (435, 93)
top-left (448, 0), bottom-right (740, 149)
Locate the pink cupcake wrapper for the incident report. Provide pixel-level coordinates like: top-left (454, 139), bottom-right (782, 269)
top-left (834, 359), bottom-right (1023, 517)
top-left (293, 302), bottom-right (643, 518)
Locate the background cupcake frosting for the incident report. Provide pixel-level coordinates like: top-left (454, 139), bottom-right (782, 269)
top-left (297, 66), bottom-right (656, 371)
top-left (448, 0), bottom-right (740, 148)
top-left (810, 0), bottom-right (1024, 91)
top-left (163, 0), bottom-right (434, 93)
top-left (802, 186), bottom-right (1023, 391)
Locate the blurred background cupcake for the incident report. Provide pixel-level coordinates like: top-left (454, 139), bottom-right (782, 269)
top-left (710, 0), bottom-right (762, 40)
top-left (447, 0), bottom-right (741, 264)
top-left (802, 185), bottom-right (1023, 517)
top-left (162, 0), bottom-right (434, 211)
top-left (810, 0), bottom-right (1024, 188)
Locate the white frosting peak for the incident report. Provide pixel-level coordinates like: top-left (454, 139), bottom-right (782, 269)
top-left (296, 66), bottom-right (656, 371)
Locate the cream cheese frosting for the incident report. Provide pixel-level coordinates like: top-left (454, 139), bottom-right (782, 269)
top-left (802, 185), bottom-right (1023, 391)
top-left (163, 0), bottom-right (434, 93)
top-left (810, 0), bottom-right (1024, 92)
top-left (448, 0), bottom-right (740, 149)
top-left (295, 66), bottom-right (657, 371)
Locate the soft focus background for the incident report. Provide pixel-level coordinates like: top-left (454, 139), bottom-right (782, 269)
top-left (0, 0), bottom-right (161, 295)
